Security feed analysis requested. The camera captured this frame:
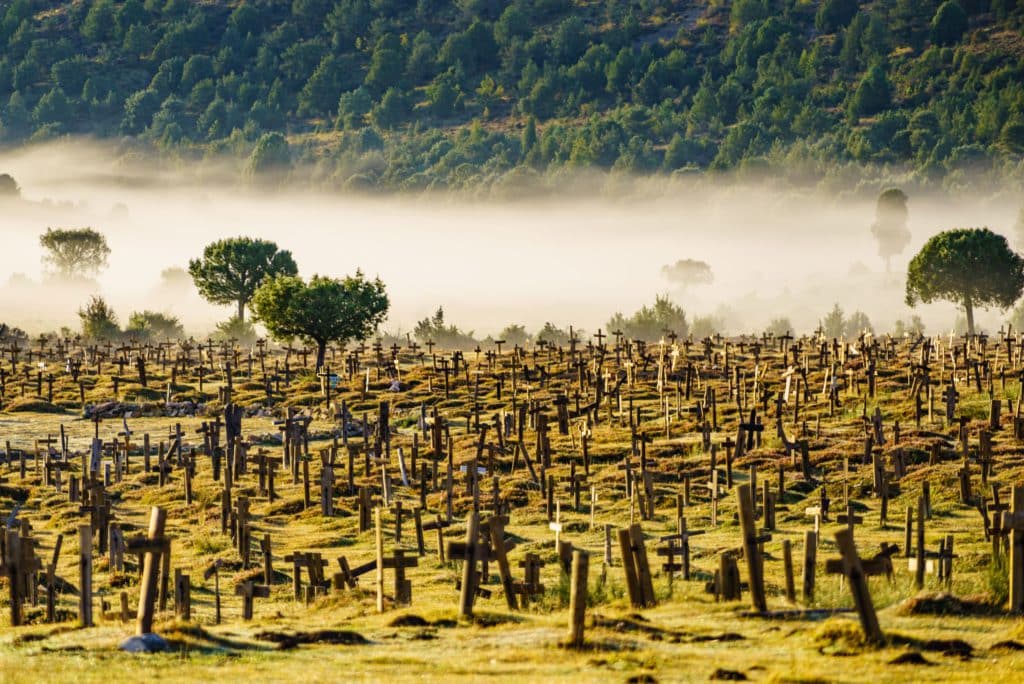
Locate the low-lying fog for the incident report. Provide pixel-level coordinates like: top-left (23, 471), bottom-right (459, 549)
top-left (1, 141), bottom-right (1022, 339)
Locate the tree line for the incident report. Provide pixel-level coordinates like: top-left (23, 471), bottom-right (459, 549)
top-left (0, 1), bottom-right (1022, 190)
top-left (30, 219), bottom-right (1024, 359)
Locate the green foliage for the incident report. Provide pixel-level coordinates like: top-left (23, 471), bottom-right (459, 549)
top-left (246, 132), bottom-right (291, 178)
top-left (32, 88), bottom-right (71, 127)
top-left (82, 0), bottom-right (116, 43)
top-left (39, 227), bottom-right (111, 279)
top-left (766, 317), bottom-right (793, 336)
top-left (0, 0), bottom-right (1020, 189)
top-left (121, 89), bottom-right (161, 134)
top-left (252, 271), bottom-right (389, 369)
top-left (661, 259), bottom-right (713, 288)
top-left (999, 119), bottom-right (1024, 153)
top-left (848, 65), bottom-right (891, 119)
top-left (414, 307), bottom-right (477, 349)
top-left (52, 57), bottom-right (90, 98)
top-left (606, 294), bottom-right (688, 342)
top-left (844, 310), bottom-right (873, 337)
top-left (365, 36), bottom-right (405, 94)
top-left (213, 315), bottom-right (258, 347)
top-left (821, 303), bottom-right (845, 338)
top-left (159, 266), bottom-right (191, 291)
top-left (690, 314), bottom-right (723, 339)
top-left (437, 21), bottom-right (496, 74)
top-left (188, 237), bottom-right (298, 320)
top-left (496, 323), bottom-right (529, 347)
top-left (336, 88), bottom-right (373, 129)
top-left (871, 188), bottom-right (912, 269)
top-left (495, 2), bottom-right (530, 45)
top-left (535, 321), bottom-right (571, 345)
top-left (78, 295), bottom-right (120, 341)
top-left (906, 227), bottom-right (1024, 334)
top-left (931, 1), bottom-right (969, 46)
top-left (892, 315), bottom-right (926, 337)
top-left (371, 87), bottom-right (410, 129)
top-left (425, 69), bottom-right (463, 118)
top-left (0, 173), bottom-right (19, 198)
top-left (0, 322), bottom-right (28, 344)
top-left (815, 0), bottom-right (859, 33)
top-left (125, 311), bottom-right (185, 341)
top-left (730, 0), bottom-right (769, 33)
top-left (1007, 300), bottom-right (1024, 334)
top-left (986, 552), bottom-right (1009, 606)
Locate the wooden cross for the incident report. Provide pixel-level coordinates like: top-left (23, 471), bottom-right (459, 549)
top-left (832, 528), bottom-right (884, 645)
top-left (79, 487), bottom-right (112, 554)
top-left (421, 514), bottom-right (450, 562)
top-left (739, 409), bottom-right (764, 451)
top-left (657, 521), bottom-right (705, 582)
top-left (825, 543), bottom-right (896, 581)
top-left (446, 512), bottom-right (488, 618)
top-left (836, 502), bottom-right (864, 536)
top-left (943, 384), bottom-right (959, 421)
top-left (617, 523), bottom-right (656, 609)
top-left (283, 551), bottom-right (330, 601)
top-left (132, 506), bottom-right (168, 635)
top-left (381, 548), bottom-right (419, 605)
top-left (548, 501), bottom-right (563, 547)
top-left (736, 484), bottom-right (771, 613)
top-left (1003, 485), bottom-right (1024, 612)
top-left (203, 559), bottom-right (224, 624)
top-left (513, 553), bottom-right (546, 604)
top-left (235, 581), bottom-right (270, 620)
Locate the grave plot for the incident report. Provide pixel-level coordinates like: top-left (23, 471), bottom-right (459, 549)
top-left (1, 330), bottom-right (1024, 682)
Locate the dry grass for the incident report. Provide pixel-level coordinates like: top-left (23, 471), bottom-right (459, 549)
top-left (1, 339), bottom-right (1024, 682)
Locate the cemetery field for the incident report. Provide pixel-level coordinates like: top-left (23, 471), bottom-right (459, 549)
top-left (2, 335), bottom-right (1024, 682)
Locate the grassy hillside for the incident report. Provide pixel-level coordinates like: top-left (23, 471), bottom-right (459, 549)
top-left (1, 0), bottom-right (1023, 191)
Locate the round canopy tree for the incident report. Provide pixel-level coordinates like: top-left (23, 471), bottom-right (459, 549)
top-left (189, 237), bottom-right (298, 321)
top-left (0, 173), bottom-right (20, 199)
top-left (661, 259), bottom-right (714, 289)
top-left (252, 271), bottom-right (389, 371)
top-left (40, 227), bottom-right (111, 280)
top-left (870, 188), bottom-right (911, 272)
top-left (905, 227), bottom-right (1024, 335)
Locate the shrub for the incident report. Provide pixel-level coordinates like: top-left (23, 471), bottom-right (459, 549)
top-left (78, 295), bottom-right (120, 340)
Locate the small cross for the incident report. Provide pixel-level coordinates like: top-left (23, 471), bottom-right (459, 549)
top-left (548, 501), bottom-right (563, 546)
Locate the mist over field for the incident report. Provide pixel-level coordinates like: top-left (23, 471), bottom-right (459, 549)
top-left (1, 142), bottom-right (1021, 339)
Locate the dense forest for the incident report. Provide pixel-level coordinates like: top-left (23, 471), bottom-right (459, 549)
top-left (1, 0), bottom-right (1023, 191)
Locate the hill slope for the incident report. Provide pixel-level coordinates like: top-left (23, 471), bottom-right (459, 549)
top-left (1, 0), bottom-right (1023, 190)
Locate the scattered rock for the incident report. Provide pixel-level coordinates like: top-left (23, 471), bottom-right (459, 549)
top-left (83, 400), bottom-right (207, 419)
top-left (690, 633), bottom-right (745, 643)
top-left (888, 651), bottom-right (931, 666)
top-left (255, 630), bottom-right (369, 649)
top-left (919, 639), bottom-right (973, 658)
top-left (407, 630), bottom-right (437, 641)
top-left (709, 668), bottom-right (747, 680)
top-left (389, 614), bottom-right (429, 627)
top-left (897, 592), bottom-right (995, 617)
top-left (990, 640), bottom-right (1024, 651)
top-left (119, 633), bottom-right (170, 653)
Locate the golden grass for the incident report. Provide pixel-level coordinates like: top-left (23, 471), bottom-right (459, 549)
top-left (1, 343), bottom-right (1024, 682)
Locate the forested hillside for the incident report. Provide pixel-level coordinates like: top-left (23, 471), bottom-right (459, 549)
top-left (1, 0), bottom-right (1023, 191)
